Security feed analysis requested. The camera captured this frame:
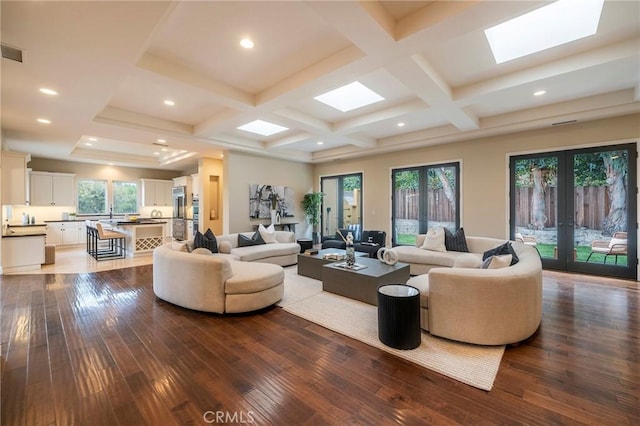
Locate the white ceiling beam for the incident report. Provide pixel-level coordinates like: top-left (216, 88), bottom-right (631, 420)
top-left (386, 56), bottom-right (479, 131)
top-left (95, 106), bottom-right (193, 135)
top-left (334, 99), bottom-right (428, 133)
top-left (455, 38), bottom-right (640, 102)
top-left (272, 108), bottom-right (332, 133)
top-left (137, 53), bottom-right (254, 109)
top-left (264, 133), bottom-right (313, 150)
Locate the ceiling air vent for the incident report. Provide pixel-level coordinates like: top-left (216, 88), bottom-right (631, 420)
top-left (1, 44), bottom-right (23, 63)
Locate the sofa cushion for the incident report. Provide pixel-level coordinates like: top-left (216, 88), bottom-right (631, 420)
top-left (171, 240), bottom-right (190, 252)
top-left (482, 241), bottom-right (519, 265)
top-left (421, 228), bottom-right (446, 252)
top-left (444, 228), bottom-right (469, 252)
top-left (238, 231), bottom-right (265, 247)
top-left (259, 223), bottom-right (278, 243)
top-left (390, 246), bottom-right (464, 267)
top-left (225, 261), bottom-right (284, 294)
top-left (453, 253), bottom-right (483, 268)
top-left (481, 254), bottom-right (512, 269)
top-left (230, 242), bottom-right (299, 262)
top-left (192, 247), bottom-right (213, 256)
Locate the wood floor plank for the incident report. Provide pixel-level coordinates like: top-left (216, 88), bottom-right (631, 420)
top-left (1, 265), bottom-right (638, 425)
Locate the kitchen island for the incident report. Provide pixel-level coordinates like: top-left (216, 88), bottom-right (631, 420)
top-left (2, 226), bottom-right (46, 273)
top-left (100, 220), bottom-right (167, 257)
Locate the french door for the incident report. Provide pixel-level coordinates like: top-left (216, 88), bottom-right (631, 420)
top-left (510, 144), bottom-right (637, 279)
top-left (320, 173), bottom-right (363, 240)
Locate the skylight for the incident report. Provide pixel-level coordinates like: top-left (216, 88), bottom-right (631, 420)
top-left (314, 81), bottom-right (384, 112)
top-left (484, 0), bottom-right (604, 64)
top-left (237, 120), bottom-right (288, 136)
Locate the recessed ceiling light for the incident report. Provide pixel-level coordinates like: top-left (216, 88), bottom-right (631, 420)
top-left (88, 137), bottom-right (97, 141)
top-left (314, 81), bottom-right (384, 112)
top-left (37, 118), bottom-right (51, 124)
top-left (161, 148), bottom-right (168, 152)
top-left (534, 90), bottom-right (547, 96)
top-left (237, 120), bottom-right (288, 136)
top-left (84, 142), bottom-right (92, 146)
top-left (153, 152), bottom-right (160, 156)
top-left (240, 38), bottom-right (254, 49)
top-left (157, 138), bottom-right (167, 143)
top-left (485, 0), bottom-right (604, 64)
top-left (163, 100), bottom-right (175, 106)
top-left (39, 88), bottom-right (58, 96)
top-left (397, 122), bottom-right (405, 127)
top-left (317, 141), bottom-right (324, 145)
top-left (220, 154), bottom-right (224, 158)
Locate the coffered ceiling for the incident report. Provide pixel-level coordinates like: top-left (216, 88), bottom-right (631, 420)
top-left (1, 1), bottom-right (639, 170)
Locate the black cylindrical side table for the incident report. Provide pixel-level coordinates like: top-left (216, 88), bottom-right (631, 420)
top-left (377, 284), bottom-right (421, 350)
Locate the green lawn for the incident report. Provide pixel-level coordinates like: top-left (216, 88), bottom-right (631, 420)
top-left (396, 235), bottom-right (627, 265)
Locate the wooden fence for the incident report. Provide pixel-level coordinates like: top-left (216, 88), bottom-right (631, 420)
top-left (515, 186), bottom-right (609, 230)
top-left (394, 189), bottom-right (454, 222)
top-left (396, 186), bottom-right (610, 230)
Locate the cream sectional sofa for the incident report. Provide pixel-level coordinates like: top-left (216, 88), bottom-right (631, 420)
top-left (389, 235), bottom-right (542, 345)
top-left (215, 231), bottom-right (300, 266)
top-left (153, 244), bottom-right (284, 314)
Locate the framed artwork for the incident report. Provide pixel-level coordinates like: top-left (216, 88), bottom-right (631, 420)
top-left (249, 184), bottom-right (295, 219)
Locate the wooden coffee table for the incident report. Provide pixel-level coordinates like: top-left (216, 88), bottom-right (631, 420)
top-left (322, 257), bottom-right (410, 305)
top-left (297, 248), bottom-right (366, 280)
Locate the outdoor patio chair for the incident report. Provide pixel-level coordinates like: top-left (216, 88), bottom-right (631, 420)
top-left (515, 232), bottom-right (537, 246)
top-left (585, 231), bottom-right (627, 264)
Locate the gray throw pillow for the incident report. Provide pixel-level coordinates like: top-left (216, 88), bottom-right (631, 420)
top-left (238, 231), bottom-right (265, 247)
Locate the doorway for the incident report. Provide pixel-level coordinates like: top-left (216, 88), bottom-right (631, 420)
top-left (510, 144), bottom-right (637, 279)
top-left (320, 173), bottom-right (362, 240)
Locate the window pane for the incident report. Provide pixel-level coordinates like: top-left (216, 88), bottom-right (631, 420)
top-left (426, 166), bottom-right (457, 230)
top-left (113, 181), bottom-right (138, 214)
top-left (393, 170), bottom-right (419, 245)
top-left (77, 179), bottom-right (107, 214)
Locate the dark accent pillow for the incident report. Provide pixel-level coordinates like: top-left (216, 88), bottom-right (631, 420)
top-left (238, 232), bottom-right (265, 247)
top-left (444, 228), bottom-right (469, 252)
top-left (482, 241), bottom-right (519, 265)
top-left (361, 230), bottom-right (386, 246)
top-left (194, 229), bottom-right (218, 253)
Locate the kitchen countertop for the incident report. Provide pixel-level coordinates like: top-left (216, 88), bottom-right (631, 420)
top-left (2, 232), bottom-right (47, 238)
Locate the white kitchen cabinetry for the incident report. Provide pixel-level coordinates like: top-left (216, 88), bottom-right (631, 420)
top-left (191, 173), bottom-right (200, 199)
top-left (2, 235), bottom-right (45, 273)
top-left (29, 172), bottom-right (75, 206)
top-left (141, 179), bottom-right (172, 207)
top-left (1, 151), bottom-right (30, 205)
top-left (46, 222), bottom-right (85, 246)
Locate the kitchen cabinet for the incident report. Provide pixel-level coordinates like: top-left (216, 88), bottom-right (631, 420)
top-left (1, 151), bottom-right (30, 205)
top-left (141, 179), bottom-right (172, 207)
top-left (1, 235), bottom-right (45, 273)
top-left (29, 172), bottom-right (75, 206)
top-left (46, 222), bottom-right (85, 246)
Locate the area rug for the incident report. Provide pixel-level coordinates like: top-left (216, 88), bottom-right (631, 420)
top-left (280, 267), bottom-right (505, 391)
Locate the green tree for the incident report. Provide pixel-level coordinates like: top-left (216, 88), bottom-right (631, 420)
top-left (78, 179), bottom-right (106, 214)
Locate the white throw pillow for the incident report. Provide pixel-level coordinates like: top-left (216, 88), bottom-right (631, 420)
top-left (421, 227), bottom-right (446, 252)
top-left (258, 223), bottom-right (277, 244)
top-left (218, 240), bottom-right (232, 254)
top-left (171, 241), bottom-right (189, 252)
top-left (481, 254), bottom-right (512, 269)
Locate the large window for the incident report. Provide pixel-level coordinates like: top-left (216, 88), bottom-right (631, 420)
top-left (112, 181), bottom-right (138, 214)
top-left (392, 162), bottom-right (460, 245)
top-left (77, 179), bottom-right (107, 215)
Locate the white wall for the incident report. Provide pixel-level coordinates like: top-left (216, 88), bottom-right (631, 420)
top-left (225, 151), bottom-right (313, 238)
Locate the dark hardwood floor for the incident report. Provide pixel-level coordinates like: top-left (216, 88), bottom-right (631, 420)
top-left (1, 266), bottom-right (638, 425)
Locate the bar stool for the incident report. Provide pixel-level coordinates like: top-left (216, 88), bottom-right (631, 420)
top-left (87, 221), bottom-right (126, 260)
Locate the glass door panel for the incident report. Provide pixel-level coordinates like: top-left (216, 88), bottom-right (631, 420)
top-left (321, 173), bottom-right (362, 240)
top-left (511, 155), bottom-right (560, 264)
top-left (393, 169), bottom-right (420, 246)
top-left (426, 166), bottom-right (458, 231)
top-left (569, 146), bottom-right (635, 278)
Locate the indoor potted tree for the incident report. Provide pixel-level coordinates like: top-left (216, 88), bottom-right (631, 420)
top-left (301, 192), bottom-right (324, 244)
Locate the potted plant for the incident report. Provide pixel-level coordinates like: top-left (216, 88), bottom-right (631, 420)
top-left (301, 192), bottom-right (324, 243)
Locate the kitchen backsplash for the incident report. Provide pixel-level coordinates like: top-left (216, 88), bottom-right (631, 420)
top-left (3, 205), bottom-right (174, 224)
